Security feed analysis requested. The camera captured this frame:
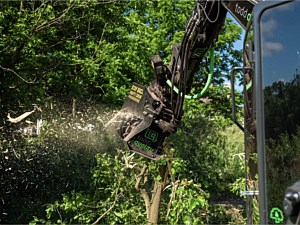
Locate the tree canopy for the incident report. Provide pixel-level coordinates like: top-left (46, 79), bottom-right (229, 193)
top-left (0, 1), bottom-right (245, 224)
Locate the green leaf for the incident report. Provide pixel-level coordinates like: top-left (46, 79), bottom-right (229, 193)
top-left (183, 215), bottom-right (191, 225)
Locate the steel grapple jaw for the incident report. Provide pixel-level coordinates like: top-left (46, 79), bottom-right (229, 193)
top-left (117, 82), bottom-right (177, 160)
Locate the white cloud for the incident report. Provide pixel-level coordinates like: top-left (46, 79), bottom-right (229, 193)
top-left (262, 18), bottom-right (277, 37)
top-left (261, 18), bottom-right (284, 56)
top-left (263, 41), bottom-right (283, 56)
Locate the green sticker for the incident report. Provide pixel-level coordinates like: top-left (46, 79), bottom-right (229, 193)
top-left (144, 129), bottom-right (158, 142)
top-left (270, 207), bottom-right (284, 224)
top-left (134, 140), bottom-right (155, 153)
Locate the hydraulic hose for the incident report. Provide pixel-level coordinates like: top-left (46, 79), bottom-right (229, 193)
top-left (167, 46), bottom-right (215, 99)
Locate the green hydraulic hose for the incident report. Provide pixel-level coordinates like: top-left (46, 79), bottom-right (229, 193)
top-left (246, 79), bottom-right (252, 90)
top-left (167, 47), bottom-right (215, 99)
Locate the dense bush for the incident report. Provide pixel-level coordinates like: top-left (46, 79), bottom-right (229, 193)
top-left (171, 98), bottom-right (245, 199)
top-left (29, 151), bottom-right (212, 225)
top-left (266, 128), bottom-right (300, 211)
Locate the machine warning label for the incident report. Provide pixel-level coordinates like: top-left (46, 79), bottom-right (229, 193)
top-left (129, 85), bottom-right (143, 103)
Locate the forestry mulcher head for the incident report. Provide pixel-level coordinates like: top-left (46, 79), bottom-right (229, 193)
top-left (117, 82), bottom-right (177, 160)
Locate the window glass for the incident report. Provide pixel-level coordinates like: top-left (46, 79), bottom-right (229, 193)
top-left (261, 1), bottom-right (300, 223)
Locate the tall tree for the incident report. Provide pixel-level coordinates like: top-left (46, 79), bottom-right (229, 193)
top-left (0, 1), bottom-right (244, 224)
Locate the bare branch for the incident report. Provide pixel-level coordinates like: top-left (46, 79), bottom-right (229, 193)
top-left (7, 108), bottom-right (36, 124)
top-left (34, 1), bottom-right (76, 32)
top-left (123, 152), bottom-right (136, 169)
top-left (92, 184), bottom-right (121, 225)
top-left (0, 65), bottom-right (36, 84)
top-left (96, 0), bottom-right (117, 4)
top-left (7, 106), bottom-right (41, 123)
top-left (165, 179), bottom-right (180, 219)
top-left (0, 46), bottom-right (9, 54)
top-left (93, 23), bottom-right (108, 58)
top-left (135, 164), bottom-right (150, 219)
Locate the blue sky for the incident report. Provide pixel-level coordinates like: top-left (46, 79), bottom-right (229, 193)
top-left (260, 1), bottom-right (300, 87)
top-left (226, 14), bottom-right (245, 92)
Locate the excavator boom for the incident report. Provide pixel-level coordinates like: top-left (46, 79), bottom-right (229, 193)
top-left (116, 0), bottom-right (256, 160)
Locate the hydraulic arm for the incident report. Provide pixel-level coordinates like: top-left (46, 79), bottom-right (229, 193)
top-left (117, 0), bottom-right (227, 159)
top-left (113, 0), bottom-right (257, 160)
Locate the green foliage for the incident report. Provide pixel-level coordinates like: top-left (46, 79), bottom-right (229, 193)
top-left (0, 1), bottom-right (242, 110)
top-left (266, 128), bottom-right (300, 210)
top-left (171, 112), bottom-right (245, 199)
top-left (30, 151), bottom-right (145, 224)
top-left (0, 0), bottom-right (196, 109)
top-left (215, 18), bottom-right (243, 82)
top-left (264, 75), bottom-right (300, 140)
top-left (30, 150), bottom-right (211, 224)
top-left (1, 1), bottom-right (245, 224)
top-left (1, 102), bottom-right (245, 224)
top-left (165, 180), bottom-right (209, 225)
top-left (207, 204), bottom-right (245, 225)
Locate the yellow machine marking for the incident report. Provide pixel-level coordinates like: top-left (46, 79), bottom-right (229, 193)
top-left (129, 85), bottom-right (143, 103)
top-left (129, 95), bottom-right (140, 103)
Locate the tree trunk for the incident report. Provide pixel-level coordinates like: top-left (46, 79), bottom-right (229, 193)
top-left (135, 162), bottom-right (168, 225)
top-left (147, 180), bottom-right (164, 225)
top-left (147, 163), bottom-right (168, 225)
